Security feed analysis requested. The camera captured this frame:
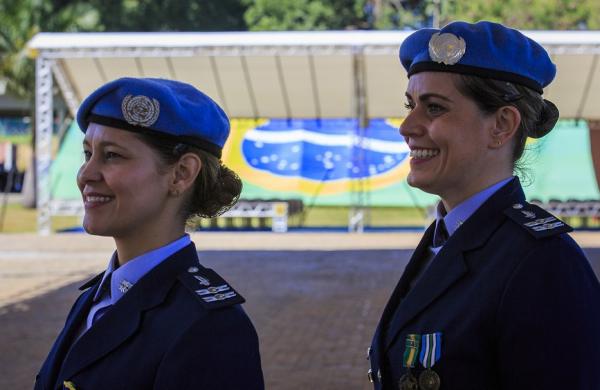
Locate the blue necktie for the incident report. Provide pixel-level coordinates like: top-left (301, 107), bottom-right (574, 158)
top-left (89, 274), bottom-right (113, 328)
top-left (433, 219), bottom-right (449, 247)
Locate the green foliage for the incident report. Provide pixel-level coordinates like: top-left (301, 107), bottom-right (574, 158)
top-left (0, 0), bottom-right (247, 102)
top-left (244, 0), bottom-right (365, 31)
top-left (89, 0), bottom-right (248, 31)
top-left (0, 0), bottom-right (98, 100)
top-left (446, 0), bottom-right (600, 30)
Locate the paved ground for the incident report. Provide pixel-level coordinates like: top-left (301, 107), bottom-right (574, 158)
top-left (1, 233), bottom-right (599, 390)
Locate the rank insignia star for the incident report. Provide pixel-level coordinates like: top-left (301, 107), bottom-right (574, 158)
top-left (118, 279), bottom-right (133, 294)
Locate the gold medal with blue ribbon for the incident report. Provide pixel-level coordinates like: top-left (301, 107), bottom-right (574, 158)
top-left (399, 334), bottom-right (420, 390)
top-left (418, 332), bottom-right (442, 390)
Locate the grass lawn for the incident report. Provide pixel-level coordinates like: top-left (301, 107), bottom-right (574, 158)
top-left (195, 205), bottom-right (431, 231)
top-left (2, 201), bottom-right (595, 233)
top-left (0, 202), bottom-right (430, 233)
top-left (0, 202), bottom-right (80, 233)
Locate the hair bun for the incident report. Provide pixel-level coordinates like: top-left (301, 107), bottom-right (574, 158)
top-left (531, 99), bottom-right (559, 138)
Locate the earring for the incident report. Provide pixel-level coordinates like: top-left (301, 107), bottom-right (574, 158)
top-left (496, 140), bottom-right (502, 146)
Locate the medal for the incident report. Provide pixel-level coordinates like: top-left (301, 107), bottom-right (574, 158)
top-left (418, 369), bottom-right (440, 390)
top-left (399, 370), bottom-right (419, 390)
top-left (399, 334), bottom-right (421, 390)
top-left (418, 332), bottom-right (442, 390)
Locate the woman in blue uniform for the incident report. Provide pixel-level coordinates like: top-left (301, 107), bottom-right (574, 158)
top-left (35, 78), bottom-right (264, 390)
top-left (369, 21), bottom-right (600, 390)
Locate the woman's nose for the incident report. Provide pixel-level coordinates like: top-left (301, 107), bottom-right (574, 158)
top-left (77, 155), bottom-right (102, 186)
top-left (399, 109), bottom-right (424, 139)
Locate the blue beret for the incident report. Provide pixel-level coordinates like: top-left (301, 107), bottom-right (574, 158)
top-left (76, 77), bottom-right (229, 157)
top-left (400, 21), bottom-right (555, 94)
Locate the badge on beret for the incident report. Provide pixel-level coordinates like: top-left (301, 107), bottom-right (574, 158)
top-left (428, 32), bottom-right (466, 65)
top-left (121, 94), bottom-right (160, 127)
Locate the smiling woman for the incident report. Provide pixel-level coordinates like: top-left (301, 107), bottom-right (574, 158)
top-left (368, 21), bottom-right (600, 390)
top-left (35, 78), bottom-right (263, 390)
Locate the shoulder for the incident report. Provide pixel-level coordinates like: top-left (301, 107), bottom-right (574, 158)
top-left (501, 201), bottom-right (587, 267)
top-left (177, 265), bottom-right (246, 311)
top-left (495, 201), bottom-right (593, 282)
top-left (503, 201), bottom-right (572, 239)
top-left (154, 297), bottom-right (263, 389)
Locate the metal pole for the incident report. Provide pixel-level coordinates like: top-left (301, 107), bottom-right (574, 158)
top-left (35, 55), bottom-right (54, 235)
top-left (349, 48), bottom-right (367, 233)
top-left (432, 0), bottom-right (441, 28)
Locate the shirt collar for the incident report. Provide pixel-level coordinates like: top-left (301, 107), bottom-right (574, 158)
top-left (93, 234), bottom-right (191, 303)
top-left (437, 176), bottom-right (514, 237)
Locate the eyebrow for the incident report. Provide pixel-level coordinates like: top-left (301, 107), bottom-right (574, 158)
top-left (405, 92), bottom-right (453, 102)
top-left (82, 140), bottom-right (128, 149)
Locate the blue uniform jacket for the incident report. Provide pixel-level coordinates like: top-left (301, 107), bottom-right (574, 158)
top-left (369, 178), bottom-right (600, 389)
top-left (35, 243), bottom-right (264, 390)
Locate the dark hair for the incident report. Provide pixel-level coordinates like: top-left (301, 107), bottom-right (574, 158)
top-left (134, 133), bottom-right (242, 220)
top-left (452, 74), bottom-right (559, 165)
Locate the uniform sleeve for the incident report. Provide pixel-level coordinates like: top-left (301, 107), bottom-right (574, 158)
top-left (496, 236), bottom-right (600, 389)
top-left (153, 306), bottom-right (264, 390)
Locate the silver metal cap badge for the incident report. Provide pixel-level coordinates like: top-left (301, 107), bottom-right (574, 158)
top-left (121, 94), bottom-right (160, 127)
top-left (428, 32), bottom-right (466, 65)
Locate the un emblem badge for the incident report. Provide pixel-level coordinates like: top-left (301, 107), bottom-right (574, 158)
top-left (121, 94), bottom-right (160, 127)
top-left (428, 32), bottom-right (466, 65)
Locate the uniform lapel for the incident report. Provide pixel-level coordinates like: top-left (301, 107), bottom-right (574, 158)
top-left (382, 178), bottom-right (526, 351)
top-left (37, 273), bottom-right (102, 390)
top-left (57, 243), bottom-right (199, 382)
top-left (384, 237), bottom-right (468, 350)
top-left (380, 223), bottom-right (436, 327)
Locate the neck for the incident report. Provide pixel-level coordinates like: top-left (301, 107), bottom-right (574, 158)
top-left (114, 226), bottom-right (185, 265)
top-left (441, 173), bottom-right (512, 212)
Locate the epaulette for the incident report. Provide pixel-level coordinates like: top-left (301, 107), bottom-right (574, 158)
top-left (179, 265), bottom-right (245, 310)
top-left (504, 202), bottom-right (572, 239)
top-left (78, 272), bottom-right (105, 291)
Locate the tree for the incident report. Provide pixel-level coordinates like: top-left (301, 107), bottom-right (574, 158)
top-left (351, 0), bottom-right (600, 30)
top-left (0, 0), bottom-right (98, 207)
top-left (89, 0), bottom-right (248, 31)
top-left (445, 0), bottom-right (600, 30)
top-left (0, 0), bottom-right (98, 100)
top-left (244, 0), bottom-right (366, 31)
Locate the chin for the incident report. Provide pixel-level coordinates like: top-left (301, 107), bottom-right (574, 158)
top-left (82, 220), bottom-right (111, 237)
top-left (406, 174), bottom-right (442, 197)
top-left (407, 173), bottom-right (427, 190)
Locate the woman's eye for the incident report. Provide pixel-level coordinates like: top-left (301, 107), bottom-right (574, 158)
top-left (427, 103), bottom-right (445, 115)
top-left (404, 102), bottom-right (414, 111)
top-left (105, 152), bottom-right (121, 160)
top-left (83, 150), bottom-right (91, 161)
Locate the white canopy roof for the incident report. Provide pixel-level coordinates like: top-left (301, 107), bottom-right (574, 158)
top-left (28, 29), bottom-right (600, 120)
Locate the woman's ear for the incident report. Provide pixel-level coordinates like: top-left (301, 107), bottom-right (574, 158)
top-left (169, 153), bottom-right (202, 196)
top-left (489, 105), bottom-right (521, 149)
